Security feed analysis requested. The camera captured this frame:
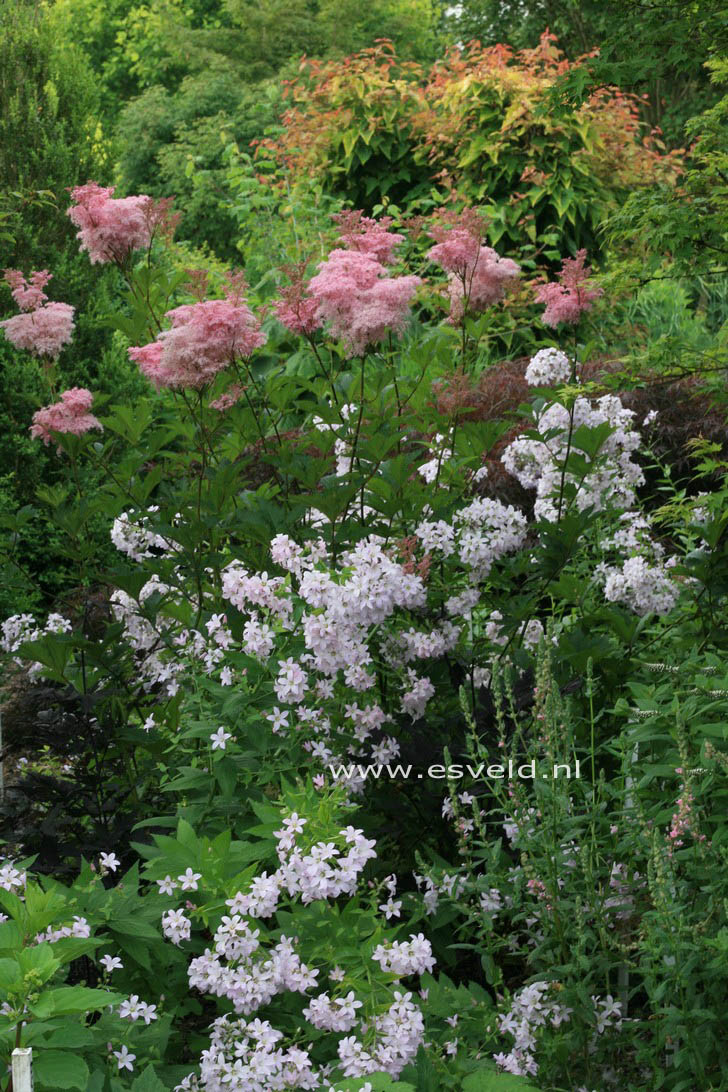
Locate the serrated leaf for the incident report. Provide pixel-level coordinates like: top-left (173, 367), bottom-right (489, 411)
top-left (34, 1050), bottom-right (89, 1090)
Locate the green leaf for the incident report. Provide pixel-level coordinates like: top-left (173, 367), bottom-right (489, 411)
top-left (0, 957), bottom-right (20, 990)
top-left (130, 1065), bottom-right (168, 1092)
top-left (462, 1068), bottom-right (536, 1091)
top-left (34, 1050), bottom-right (89, 1090)
top-left (31, 986), bottom-right (123, 1017)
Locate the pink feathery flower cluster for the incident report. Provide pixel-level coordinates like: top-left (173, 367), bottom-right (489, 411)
top-left (426, 214), bottom-right (519, 323)
top-left (332, 209), bottom-right (405, 265)
top-left (534, 249), bottom-right (603, 327)
top-left (427, 228), bottom-right (482, 275)
top-left (30, 387), bottom-right (102, 446)
top-left (274, 264), bottom-right (321, 337)
top-left (4, 268), bottom-right (52, 311)
top-left (1, 269), bottom-right (75, 360)
top-left (129, 291), bottom-right (266, 391)
top-left (274, 293), bottom-right (321, 336)
top-left (307, 224), bottom-right (420, 357)
top-left (275, 213), bottom-right (419, 356)
top-left (67, 182), bottom-right (154, 264)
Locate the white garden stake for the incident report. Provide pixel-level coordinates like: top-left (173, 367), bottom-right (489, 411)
top-left (11, 1048), bottom-right (33, 1092)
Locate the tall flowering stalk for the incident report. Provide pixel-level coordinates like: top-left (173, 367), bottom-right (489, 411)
top-left (426, 208), bottom-right (520, 370)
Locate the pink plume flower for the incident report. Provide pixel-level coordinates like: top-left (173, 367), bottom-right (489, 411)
top-left (67, 182), bottom-right (153, 264)
top-left (332, 209), bottom-right (405, 265)
top-left (1, 269), bottom-right (75, 359)
top-left (308, 248), bottom-right (420, 357)
top-left (209, 384), bottom-right (245, 412)
top-left (30, 387), bottom-right (103, 446)
top-left (534, 250), bottom-right (603, 327)
top-left (274, 265), bottom-right (322, 337)
top-left (129, 295), bottom-right (266, 390)
top-left (427, 216), bottom-right (519, 323)
top-left (275, 295), bottom-right (321, 336)
top-left (1, 302), bottom-right (75, 359)
top-left (448, 247), bottom-right (520, 323)
top-left (3, 269), bottom-right (52, 311)
top-left (427, 228), bottom-right (482, 275)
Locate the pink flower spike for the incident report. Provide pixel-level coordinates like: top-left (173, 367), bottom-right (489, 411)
top-left (1, 302), bottom-right (75, 359)
top-left (1, 268), bottom-right (75, 358)
top-left (308, 247), bottom-right (420, 357)
top-left (534, 249), bottom-right (603, 327)
top-left (30, 387), bottom-right (103, 447)
top-left (332, 209), bottom-right (405, 265)
top-left (3, 269), bottom-right (52, 311)
top-left (129, 295), bottom-right (266, 391)
top-left (426, 212), bottom-right (519, 323)
top-left (67, 181), bottom-right (154, 264)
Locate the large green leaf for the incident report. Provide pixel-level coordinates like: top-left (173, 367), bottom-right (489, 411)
top-left (131, 1066), bottom-right (168, 1092)
top-left (462, 1068), bottom-right (537, 1091)
top-left (34, 1050), bottom-right (89, 1090)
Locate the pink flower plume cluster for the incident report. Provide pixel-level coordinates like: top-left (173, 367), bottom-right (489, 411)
top-left (273, 264), bottom-right (321, 337)
top-left (4, 268), bottom-right (52, 311)
top-left (30, 387), bottom-right (102, 446)
top-left (332, 209), bottom-right (405, 265)
top-left (426, 213), bottom-right (520, 323)
top-left (1, 269), bottom-right (75, 360)
top-left (129, 287), bottom-right (266, 391)
top-left (534, 249), bottom-right (602, 327)
top-left (282, 211), bottom-right (420, 357)
top-left (67, 182), bottom-right (177, 265)
top-left (309, 250), bottom-right (421, 358)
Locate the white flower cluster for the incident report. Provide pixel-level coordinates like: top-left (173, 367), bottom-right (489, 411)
top-left (178, 815), bottom-right (375, 1014)
top-left (188, 929), bottom-right (317, 1015)
top-left (110, 507), bottom-right (180, 562)
top-left (172, 809), bottom-right (429, 1090)
top-left (179, 1014), bottom-right (319, 1092)
top-left (383, 621), bottom-right (461, 668)
top-left (596, 512), bottom-right (680, 616)
top-left (493, 980), bottom-right (573, 1078)
top-left (35, 916), bottom-right (90, 944)
top-left (337, 991), bottom-right (425, 1078)
top-left (524, 347), bottom-right (571, 387)
top-left (601, 555), bottom-right (680, 616)
top-left (417, 431), bottom-right (453, 484)
top-left (0, 860), bottom-right (26, 893)
top-left (479, 888), bottom-right (504, 916)
top-left (400, 669), bottom-right (436, 721)
top-left (1, 612), bottom-right (71, 677)
top-left (371, 933), bottom-right (435, 976)
top-left (309, 404), bottom-right (376, 523)
top-left (119, 994), bottom-right (158, 1023)
top-left (417, 496), bottom-right (528, 582)
top-left (110, 579), bottom-right (236, 695)
top-left (303, 990), bottom-right (362, 1032)
top-left (223, 535), bottom-right (430, 741)
top-left (414, 871), bottom-right (467, 915)
top-left (273, 818), bottom-right (378, 905)
top-left (162, 908), bottom-right (192, 945)
top-left (591, 993), bottom-right (623, 1035)
top-left (502, 394), bottom-right (644, 522)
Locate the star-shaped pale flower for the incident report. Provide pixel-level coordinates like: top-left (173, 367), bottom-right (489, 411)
top-left (178, 868), bottom-right (202, 891)
top-left (210, 727), bottom-right (232, 750)
top-left (100, 954), bottom-right (123, 973)
top-left (113, 1045), bottom-right (135, 1071)
top-left (378, 897), bottom-right (402, 920)
top-left (99, 852), bottom-right (120, 873)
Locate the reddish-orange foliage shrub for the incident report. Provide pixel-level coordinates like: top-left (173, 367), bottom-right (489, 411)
top-left (263, 33), bottom-right (682, 257)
